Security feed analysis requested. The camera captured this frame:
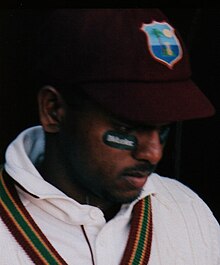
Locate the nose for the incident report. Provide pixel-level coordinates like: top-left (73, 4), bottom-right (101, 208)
top-left (132, 129), bottom-right (163, 165)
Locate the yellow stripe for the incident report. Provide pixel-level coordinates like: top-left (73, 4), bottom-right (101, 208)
top-left (128, 200), bottom-right (145, 264)
top-left (0, 198), bottom-right (49, 265)
top-left (1, 174), bottom-right (62, 264)
top-left (139, 198), bottom-right (151, 264)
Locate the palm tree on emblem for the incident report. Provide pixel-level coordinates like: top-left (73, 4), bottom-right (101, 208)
top-left (151, 28), bottom-right (172, 56)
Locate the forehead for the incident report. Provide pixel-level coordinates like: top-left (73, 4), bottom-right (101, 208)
top-left (70, 98), bottom-right (170, 130)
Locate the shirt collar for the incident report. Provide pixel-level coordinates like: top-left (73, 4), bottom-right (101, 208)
top-left (5, 126), bottom-right (157, 199)
top-left (4, 126), bottom-right (164, 224)
top-left (4, 126), bottom-right (68, 198)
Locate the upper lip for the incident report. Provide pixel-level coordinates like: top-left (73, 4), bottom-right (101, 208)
top-left (122, 171), bottom-right (149, 178)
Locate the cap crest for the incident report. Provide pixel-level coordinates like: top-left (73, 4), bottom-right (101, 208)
top-left (141, 21), bottom-right (183, 69)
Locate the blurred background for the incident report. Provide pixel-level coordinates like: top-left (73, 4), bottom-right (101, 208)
top-left (0, 8), bottom-right (219, 221)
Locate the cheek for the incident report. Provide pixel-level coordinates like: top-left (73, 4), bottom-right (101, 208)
top-left (84, 132), bottom-right (132, 178)
top-left (62, 116), bottom-right (133, 180)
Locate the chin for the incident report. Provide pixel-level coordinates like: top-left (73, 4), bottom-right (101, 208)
top-left (104, 189), bottom-right (143, 204)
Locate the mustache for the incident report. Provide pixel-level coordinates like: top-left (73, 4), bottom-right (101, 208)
top-left (120, 162), bottom-right (157, 177)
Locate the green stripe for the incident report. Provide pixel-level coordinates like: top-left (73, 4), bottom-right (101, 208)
top-left (0, 177), bottom-right (59, 264)
top-left (132, 197), bottom-right (150, 265)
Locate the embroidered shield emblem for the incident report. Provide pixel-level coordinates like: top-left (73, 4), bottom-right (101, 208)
top-left (141, 21), bottom-right (183, 68)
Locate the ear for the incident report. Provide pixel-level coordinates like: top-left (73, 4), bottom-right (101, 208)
top-left (38, 86), bottom-right (66, 133)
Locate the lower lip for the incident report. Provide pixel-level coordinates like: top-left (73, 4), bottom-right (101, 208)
top-left (125, 176), bottom-right (148, 189)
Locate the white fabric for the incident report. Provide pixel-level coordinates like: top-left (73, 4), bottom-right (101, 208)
top-left (1, 126), bottom-right (219, 265)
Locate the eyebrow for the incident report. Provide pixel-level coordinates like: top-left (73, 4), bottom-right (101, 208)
top-left (109, 117), bottom-right (136, 128)
top-left (109, 116), bottom-right (172, 130)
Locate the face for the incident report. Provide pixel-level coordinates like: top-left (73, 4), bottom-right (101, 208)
top-left (57, 101), bottom-right (169, 204)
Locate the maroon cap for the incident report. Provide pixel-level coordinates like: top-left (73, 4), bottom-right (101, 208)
top-left (37, 9), bottom-right (215, 123)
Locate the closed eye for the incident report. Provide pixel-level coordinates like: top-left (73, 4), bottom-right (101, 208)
top-left (113, 123), bottom-right (134, 134)
top-left (110, 119), bottom-right (135, 134)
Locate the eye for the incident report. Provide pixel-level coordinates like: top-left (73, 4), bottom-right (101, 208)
top-left (116, 124), bottom-right (133, 134)
top-left (111, 120), bottom-right (134, 134)
top-left (159, 125), bottom-right (171, 144)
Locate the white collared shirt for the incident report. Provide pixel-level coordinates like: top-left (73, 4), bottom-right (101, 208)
top-left (1, 126), bottom-right (220, 265)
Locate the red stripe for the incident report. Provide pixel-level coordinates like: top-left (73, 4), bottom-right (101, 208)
top-left (144, 207), bottom-right (153, 264)
top-left (0, 201), bottom-right (47, 264)
top-left (2, 171), bottom-right (68, 264)
top-left (120, 199), bottom-right (143, 265)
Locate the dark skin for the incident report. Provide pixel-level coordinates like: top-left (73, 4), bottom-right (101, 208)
top-left (38, 86), bottom-right (168, 221)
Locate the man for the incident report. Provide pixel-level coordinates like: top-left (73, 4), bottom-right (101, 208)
top-left (0, 9), bottom-right (219, 265)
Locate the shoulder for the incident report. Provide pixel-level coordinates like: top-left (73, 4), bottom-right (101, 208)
top-left (150, 174), bottom-right (220, 264)
top-left (149, 173), bottom-right (220, 229)
top-left (150, 173), bottom-right (209, 203)
top-left (150, 173), bottom-right (220, 260)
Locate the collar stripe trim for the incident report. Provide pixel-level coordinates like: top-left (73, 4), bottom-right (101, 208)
top-left (0, 202), bottom-right (47, 264)
top-left (120, 196), bottom-right (153, 265)
top-left (0, 170), bottom-right (68, 265)
top-left (128, 200), bottom-right (145, 263)
top-left (0, 169), bottom-right (152, 265)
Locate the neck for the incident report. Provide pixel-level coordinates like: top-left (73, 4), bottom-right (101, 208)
top-left (38, 134), bottom-right (121, 221)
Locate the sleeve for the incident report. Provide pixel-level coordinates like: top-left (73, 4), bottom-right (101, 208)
top-left (193, 196), bottom-right (220, 264)
top-left (205, 204), bottom-right (220, 264)
top-left (157, 174), bottom-right (220, 264)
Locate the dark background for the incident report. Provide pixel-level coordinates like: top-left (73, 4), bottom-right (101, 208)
top-left (0, 8), bottom-right (219, 221)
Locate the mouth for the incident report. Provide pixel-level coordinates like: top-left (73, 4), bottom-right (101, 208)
top-left (119, 163), bottom-right (156, 190)
top-left (122, 172), bottom-right (149, 189)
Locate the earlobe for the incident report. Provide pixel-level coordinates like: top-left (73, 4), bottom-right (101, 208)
top-left (38, 86), bottom-right (66, 133)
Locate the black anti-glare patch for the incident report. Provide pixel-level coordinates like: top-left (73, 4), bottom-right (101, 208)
top-left (103, 131), bottom-right (137, 150)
